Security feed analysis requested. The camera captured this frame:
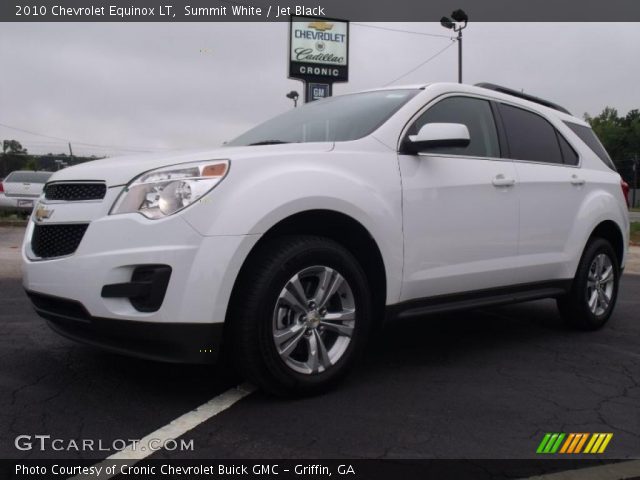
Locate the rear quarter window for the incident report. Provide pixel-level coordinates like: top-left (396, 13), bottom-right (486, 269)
top-left (556, 132), bottom-right (579, 166)
top-left (563, 122), bottom-right (616, 170)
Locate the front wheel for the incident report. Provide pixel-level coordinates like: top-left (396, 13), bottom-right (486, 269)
top-left (231, 236), bottom-right (372, 396)
top-left (557, 238), bottom-right (620, 330)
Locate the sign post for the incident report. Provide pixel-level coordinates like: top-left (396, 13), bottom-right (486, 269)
top-left (289, 16), bottom-right (349, 103)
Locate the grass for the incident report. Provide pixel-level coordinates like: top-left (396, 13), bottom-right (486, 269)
top-left (0, 211), bottom-right (29, 226)
top-left (631, 222), bottom-right (640, 245)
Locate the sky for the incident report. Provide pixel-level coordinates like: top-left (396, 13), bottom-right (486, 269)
top-left (1, 22), bottom-right (639, 157)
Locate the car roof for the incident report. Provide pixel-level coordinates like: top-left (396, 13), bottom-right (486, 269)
top-left (360, 82), bottom-right (588, 126)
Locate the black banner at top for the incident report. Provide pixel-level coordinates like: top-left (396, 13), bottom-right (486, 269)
top-left (3, 0), bottom-right (640, 22)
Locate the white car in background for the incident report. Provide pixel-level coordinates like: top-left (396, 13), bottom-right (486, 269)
top-left (21, 82), bottom-right (629, 395)
top-left (0, 171), bottom-right (52, 212)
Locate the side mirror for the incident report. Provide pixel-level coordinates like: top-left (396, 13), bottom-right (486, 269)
top-left (403, 123), bottom-right (470, 154)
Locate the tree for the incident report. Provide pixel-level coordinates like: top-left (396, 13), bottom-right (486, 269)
top-left (2, 139), bottom-right (27, 155)
top-left (584, 107), bottom-right (640, 189)
top-left (1, 139), bottom-right (32, 177)
top-left (24, 158), bottom-right (38, 171)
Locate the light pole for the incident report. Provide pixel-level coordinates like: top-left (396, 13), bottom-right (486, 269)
top-left (440, 9), bottom-right (468, 83)
top-left (286, 90), bottom-right (299, 108)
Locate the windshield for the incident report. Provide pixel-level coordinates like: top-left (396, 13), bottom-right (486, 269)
top-left (6, 171), bottom-right (52, 183)
top-left (227, 89), bottom-right (419, 146)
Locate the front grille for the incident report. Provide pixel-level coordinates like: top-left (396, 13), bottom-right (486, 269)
top-left (31, 223), bottom-right (89, 258)
top-left (44, 182), bottom-right (106, 201)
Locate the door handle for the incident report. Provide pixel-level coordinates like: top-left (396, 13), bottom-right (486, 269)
top-left (492, 174), bottom-right (515, 187)
top-left (570, 174), bottom-right (586, 186)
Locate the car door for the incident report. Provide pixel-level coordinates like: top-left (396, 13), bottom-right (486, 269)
top-left (398, 95), bottom-right (520, 301)
top-left (495, 102), bottom-right (584, 283)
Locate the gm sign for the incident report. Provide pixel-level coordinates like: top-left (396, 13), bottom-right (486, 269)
top-left (308, 82), bottom-right (331, 102)
top-left (289, 16), bottom-right (349, 83)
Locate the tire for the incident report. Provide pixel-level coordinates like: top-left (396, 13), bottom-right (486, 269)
top-left (557, 238), bottom-right (620, 331)
top-left (230, 235), bottom-right (372, 396)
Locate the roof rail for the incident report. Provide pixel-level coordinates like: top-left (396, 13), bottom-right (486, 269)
top-left (475, 83), bottom-right (572, 115)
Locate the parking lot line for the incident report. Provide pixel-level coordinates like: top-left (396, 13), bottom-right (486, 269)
top-left (109, 383), bottom-right (255, 460)
top-left (70, 383), bottom-right (255, 480)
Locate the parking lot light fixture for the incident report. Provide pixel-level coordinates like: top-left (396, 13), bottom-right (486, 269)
top-left (440, 9), bottom-right (469, 83)
top-left (286, 90), bottom-right (299, 108)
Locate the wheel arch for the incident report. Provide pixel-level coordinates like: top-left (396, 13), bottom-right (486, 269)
top-left (588, 220), bottom-right (625, 268)
top-left (225, 209), bottom-right (388, 328)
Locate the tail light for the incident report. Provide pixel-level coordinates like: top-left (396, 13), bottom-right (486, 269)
top-left (0, 182), bottom-right (4, 193)
top-left (621, 180), bottom-right (630, 208)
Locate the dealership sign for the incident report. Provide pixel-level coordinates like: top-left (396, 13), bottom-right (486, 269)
top-left (289, 16), bottom-right (349, 85)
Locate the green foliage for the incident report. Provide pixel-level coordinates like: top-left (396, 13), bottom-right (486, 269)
top-left (584, 108), bottom-right (639, 185)
top-left (1, 138), bottom-right (102, 178)
top-left (24, 158), bottom-right (38, 171)
top-left (1, 139), bottom-right (32, 178)
top-left (2, 139), bottom-right (27, 154)
top-left (631, 222), bottom-right (640, 244)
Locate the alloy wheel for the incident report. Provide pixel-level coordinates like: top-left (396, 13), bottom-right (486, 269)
top-left (272, 265), bottom-right (356, 375)
top-left (586, 253), bottom-right (615, 316)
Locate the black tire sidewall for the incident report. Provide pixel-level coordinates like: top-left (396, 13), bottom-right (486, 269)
top-left (562, 238), bottom-right (620, 330)
top-left (239, 236), bottom-right (372, 395)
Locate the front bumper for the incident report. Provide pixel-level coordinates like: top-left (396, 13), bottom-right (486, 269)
top-left (27, 290), bottom-right (223, 363)
top-left (22, 196), bottom-right (260, 362)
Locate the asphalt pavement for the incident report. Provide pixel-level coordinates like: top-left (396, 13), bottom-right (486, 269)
top-left (1, 226), bottom-right (639, 467)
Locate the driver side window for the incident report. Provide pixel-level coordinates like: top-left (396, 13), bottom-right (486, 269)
top-left (408, 96), bottom-right (500, 158)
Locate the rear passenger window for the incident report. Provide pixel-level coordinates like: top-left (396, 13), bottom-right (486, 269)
top-left (556, 132), bottom-right (579, 166)
top-left (498, 104), bottom-right (563, 164)
top-left (408, 96), bottom-right (500, 158)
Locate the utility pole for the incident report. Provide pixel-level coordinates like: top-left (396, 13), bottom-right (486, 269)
top-left (68, 142), bottom-right (73, 160)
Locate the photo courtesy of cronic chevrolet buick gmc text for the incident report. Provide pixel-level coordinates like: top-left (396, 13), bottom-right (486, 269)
top-left (22, 82), bottom-right (630, 395)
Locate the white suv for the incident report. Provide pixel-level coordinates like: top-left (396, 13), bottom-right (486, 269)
top-left (22, 82), bottom-right (629, 395)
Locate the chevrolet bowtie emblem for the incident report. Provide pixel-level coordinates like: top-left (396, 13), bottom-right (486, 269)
top-left (34, 205), bottom-right (54, 222)
top-left (308, 21), bottom-right (333, 31)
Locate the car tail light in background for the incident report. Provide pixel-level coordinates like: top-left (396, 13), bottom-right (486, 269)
top-left (621, 180), bottom-right (630, 208)
top-left (0, 181), bottom-right (4, 193)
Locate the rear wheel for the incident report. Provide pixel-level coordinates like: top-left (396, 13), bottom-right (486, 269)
top-left (557, 238), bottom-right (620, 330)
top-left (231, 236), bottom-right (372, 396)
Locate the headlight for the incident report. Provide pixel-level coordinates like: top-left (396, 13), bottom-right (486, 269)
top-left (110, 160), bottom-right (229, 219)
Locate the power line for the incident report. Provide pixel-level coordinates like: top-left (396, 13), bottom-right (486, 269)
top-left (351, 23), bottom-right (454, 40)
top-left (383, 40), bottom-right (456, 86)
top-left (0, 122), bottom-right (167, 153)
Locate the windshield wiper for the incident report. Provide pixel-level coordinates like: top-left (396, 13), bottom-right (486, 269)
top-left (247, 140), bottom-right (291, 146)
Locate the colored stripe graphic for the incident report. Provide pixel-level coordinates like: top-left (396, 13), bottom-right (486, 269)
top-left (597, 433), bottom-right (613, 453)
top-left (536, 433), bottom-right (565, 454)
top-left (559, 433), bottom-right (575, 453)
top-left (536, 433), bottom-right (552, 453)
top-left (537, 433), bottom-right (613, 454)
top-left (567, 433), bottom-right (583, 453)
top-left (550, 433), bottom-right (565, 453)
top-left (584, 433), bottom-right (599, 453)
top-left (574, 433), bottom-right (589, 453)
top-left (584, 433), bottom-right (614, 453)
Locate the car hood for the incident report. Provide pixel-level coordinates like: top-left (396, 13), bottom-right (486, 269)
top-left (48, 143), bottom-right (334, 187)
